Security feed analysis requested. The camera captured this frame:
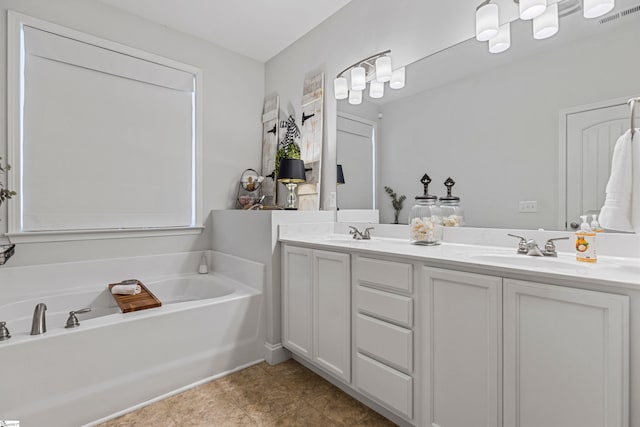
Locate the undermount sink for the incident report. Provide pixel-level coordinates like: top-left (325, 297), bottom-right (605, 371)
top-left (469, 253), bottom-right (582, 271)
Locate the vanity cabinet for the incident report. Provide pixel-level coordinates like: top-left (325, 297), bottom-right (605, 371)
top-left (503, 279), bottom-right (629, 427)
top-left (422, 267), bottom-right (502, 427)
top-left (421, 268), bottom-right (629, 427)
top-left (282, 245), bottom-right (351, 382)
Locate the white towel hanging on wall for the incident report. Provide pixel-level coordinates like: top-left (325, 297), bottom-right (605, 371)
top-left (599, 129), bottom-right (639, 232)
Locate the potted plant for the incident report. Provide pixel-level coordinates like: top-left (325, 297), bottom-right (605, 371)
top-left (0, 156), bottom-right (16, 214)
top-left (384, 186), bottom-right (406, 224)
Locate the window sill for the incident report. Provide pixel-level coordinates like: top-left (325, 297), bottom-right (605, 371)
top-left (6, 226), bottom-right (205, 244)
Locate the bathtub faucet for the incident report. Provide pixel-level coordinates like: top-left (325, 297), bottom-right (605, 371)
top-left (30, 303), bottom-right (47, 335)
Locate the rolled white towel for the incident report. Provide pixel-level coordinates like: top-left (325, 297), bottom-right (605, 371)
top-left (111, 284), bottom-right (142, 295)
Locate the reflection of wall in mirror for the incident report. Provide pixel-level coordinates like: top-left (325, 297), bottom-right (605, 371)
top-left (377, 19), bottom-right (640, 229)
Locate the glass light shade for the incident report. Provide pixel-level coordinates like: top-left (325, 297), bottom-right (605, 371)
top-left (533, 3), bottom-right (559, 39)
top-left (349, 89), bottom-right (362, 105)
top-left (375, 56), bottom-right (392, 82)
top-left (390, 67), bottom-right (406, 89)
top-left (475, 3), bottom-right (499, 41)
top-left (334, 77), bottom-right (348, 99)
top-left (583, 0), bottom-right (614, 18)
top-left (351, 67), bottom-right (366, 90)
top-left (369, 80), bottom-right (384, 98)
top-left (489, 23), bottom-right (511, 54)
top-left (520, 0), bottom-right (547, 19)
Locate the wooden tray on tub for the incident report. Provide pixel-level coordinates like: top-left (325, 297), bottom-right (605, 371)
top-left (108, 280), bottom-right (162, 313)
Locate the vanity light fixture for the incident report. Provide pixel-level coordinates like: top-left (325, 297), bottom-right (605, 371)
top-left (519, 0), bottom-right (547, 20)
top-left (489, 23), bottom-right (512, 53)
top-left (476, 0), bottom-right (616, 54)
top-left (476, 1), bottom-right (500, 41)
top-left (583, 0), bottom-right (615, 18)
top-left (334, 50), bottom-right (406, 102)
top-left (533, 2), bottom-right (559, 39)
top-left (390, 67), bottom-right (406, 89)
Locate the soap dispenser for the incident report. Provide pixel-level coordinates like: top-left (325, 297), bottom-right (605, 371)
top-left (576, 215), bottom-right (597, 263)
top-left (409, 173), bottom-right (443, 245)
top-left (439, 177), bottom-right (464, 226)
top-left (590, 214), bottom-right (604, 232)
top-left (198, 253), bottom-right (209, 274)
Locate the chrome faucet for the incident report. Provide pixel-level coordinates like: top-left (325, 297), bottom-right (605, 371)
top-left (508, 234), bottom-right (569, 257)
top-left (349, 226), bottom-right (374, 240)
top-left (30, 303), bottom-right (47, 335)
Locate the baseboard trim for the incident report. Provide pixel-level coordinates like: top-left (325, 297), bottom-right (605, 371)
top-left (264, 342), bottom-right (291, 365)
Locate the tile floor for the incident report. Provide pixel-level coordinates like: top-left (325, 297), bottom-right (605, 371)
top-left (99, 359), bottom-right (397, 426)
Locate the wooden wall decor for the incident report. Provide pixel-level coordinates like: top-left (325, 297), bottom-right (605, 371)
top-left (261, 95), bottom-right (280, 206)
top-left (297, 72), bottom-right (324, 210)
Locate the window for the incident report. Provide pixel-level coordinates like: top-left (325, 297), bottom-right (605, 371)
top-left (7, 12), bottom-right (203, 242)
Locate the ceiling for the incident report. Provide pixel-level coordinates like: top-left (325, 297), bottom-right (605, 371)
top-left (98, 0), bottom-right (353, 62)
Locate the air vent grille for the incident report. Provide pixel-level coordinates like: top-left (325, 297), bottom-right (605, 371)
top-left (599, 4), bottom-right (640, 23)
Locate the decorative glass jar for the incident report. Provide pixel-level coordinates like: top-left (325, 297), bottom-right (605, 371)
top-left (439, 177), bottom-right (465, 226)
top-left (409, 174), bottom-right (443, 245)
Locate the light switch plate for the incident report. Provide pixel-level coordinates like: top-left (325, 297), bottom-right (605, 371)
top-left (329, 192), bottom-right (337, 208)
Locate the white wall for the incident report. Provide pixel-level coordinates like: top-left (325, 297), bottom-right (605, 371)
top-left (378, 21), bottom-right (640, 228)
top-left (0, 0), bottom-right (264, 266)
top-left (265, 0), bottom-right (484, 210)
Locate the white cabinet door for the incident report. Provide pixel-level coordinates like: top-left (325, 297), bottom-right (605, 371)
top-left (282, 245), bottom-right (313, 359)
top-left (422, 267), bottom-right (502, 427)
top-left (313, 250), bottom-right (351, 382)
top-left (503, 279), bottom-right (629, 427)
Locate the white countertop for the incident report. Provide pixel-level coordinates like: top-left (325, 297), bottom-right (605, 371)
top-left (280, 233), bottom-right (640, 290)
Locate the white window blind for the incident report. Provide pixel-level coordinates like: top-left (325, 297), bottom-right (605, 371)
top-left (20, 25), bottom-right (197, 232)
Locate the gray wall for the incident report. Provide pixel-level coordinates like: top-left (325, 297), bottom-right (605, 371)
top-left (0, 0), bottom-right (264, 266)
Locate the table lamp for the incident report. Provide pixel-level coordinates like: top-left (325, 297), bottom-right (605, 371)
top-left (278, 158), bottom-right (306, 210)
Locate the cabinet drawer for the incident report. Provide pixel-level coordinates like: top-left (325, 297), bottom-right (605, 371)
top-left (356, 257), bottom-right (412, 293)
top-left (356, 313), bottom-right (413, 371)
top-left (356, 352), bottom-right (413, 419)
top-left (356, 285), bottom-right (413, 327)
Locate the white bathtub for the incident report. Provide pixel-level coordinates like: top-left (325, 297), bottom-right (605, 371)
top-left (0, 260), bottom-right (265, 427)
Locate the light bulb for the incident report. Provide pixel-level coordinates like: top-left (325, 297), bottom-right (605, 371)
top-left (334, 77), bottom-right (348, 100)
top-left (489, 23), bottom-right (511, 54)
top-left (520, 0), bottom-right (547, 20)
top-left (533, 3), bottom-right (558, 39)
top-left (476, 3), bottom-right (499, 41)
top-left (369, 80), bottom-right (384, 98)
top-left (375, 56), bottom-right (392, 82)
top-left (583, 0), bottom-right (614, 18)
top-left (351, 67), bottom-right (366, 91)
top-left (349, 89), bottom-right (362, 105)
top-left (390, 67), bottom-right (405, 90)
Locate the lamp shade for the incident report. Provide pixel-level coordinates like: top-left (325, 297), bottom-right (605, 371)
top-left (375, 56), bottom-right (392, 82)
top-left (277, 159), bottom-right (306, 183)
top-left (349, 89), bottom-right (363, 105)
top-left (583, 0), bottom-right (614, 18)
top-left (533, 3), bottom-right (558, 39)
top-left (337, 164), bottom-right (346, 185)
top-left (390, 67), bottom-right (406, 89)
top-left (334, 77), bottom-right (348, 99)
top-left (351, 66), bottom-right (366, 90)
top-left (369, 80), bottom-right (384, 98)
top-left (519, 0), bottom-right (547, 20)
top-left (475, 3), bottom-right (499, 41)
top-left (489, 23), bottom-right (511, 53)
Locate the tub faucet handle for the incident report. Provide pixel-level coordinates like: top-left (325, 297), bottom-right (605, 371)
top-left (0, 321), bottom-right (11, 341)
top-left (65, 308), bottom-right (92, 329)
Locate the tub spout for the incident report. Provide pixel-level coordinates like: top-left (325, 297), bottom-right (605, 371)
top-left (31, 303), bottom-right (47, 335)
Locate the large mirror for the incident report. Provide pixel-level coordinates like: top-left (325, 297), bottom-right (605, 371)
top-left (337, 0), bottom-right (640, 230)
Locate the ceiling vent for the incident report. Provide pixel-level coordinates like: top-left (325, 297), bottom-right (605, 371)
top-left (598, 3), bottom-right (640, 23)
